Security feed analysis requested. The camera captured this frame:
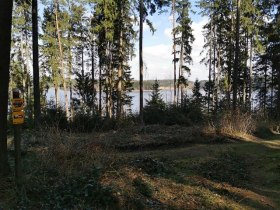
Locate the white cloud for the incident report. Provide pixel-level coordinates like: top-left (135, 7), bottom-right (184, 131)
top-left (130, 44), bottom-right (173, 80)
top-left (130, 17), bottom-right (209, 81)
top-left (143, 22), bottom-right (150, 31)
top-left (164, 27), bottom-right (172, 38)
top-left (168, 15), bottom-right (173, 22)
top-left (189, 17), bottom-right (209, 80)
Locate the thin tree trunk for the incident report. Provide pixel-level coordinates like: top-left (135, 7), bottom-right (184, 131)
top-left (55, 0), bottom-right (70, 119)
top-left (32, 0), bottom-right (41, 125)
top-left (68, 43), bottom-right (74, 121)
top-left (271, 67), bottom-right (274, 114)
top-left (179, 40), bottom-right (184, 105)
top-left (248, 36), bottom-right (253, 111)
top-left (216, 45), bottom-right (221, 112)
top-left (208, 18), bottom-right (213, 113)
top-left (117, 29), bottom-right (123, 119)
top-left (91, 44), bottom-right (95, 115)
top-left (172, 0), bottom-right (177, 104)
top-left (243, 31), bottom-right (248, 107)
top-left (54, 81), bottom-right (59, 108)
top-left (0, 0), bottom-right (13, 175)
top-left (277, 65), bottom-right (280, 119)
top-left (108, 48), bottom-right (113, 118)
top-left (81, 46), bottom-right (85, 110)
top-left (99, 61), bottom-right (102, 116)
top-left (139, 0), bottom-right (144, 123)
top-left (227, 6), bottom-right (234, 109)
top-left (212, 26), bottom-right (216, 111)
top-left (233, 0), bottom-right (241, 111)
top-left (264, 60), bottom-right (267, 116)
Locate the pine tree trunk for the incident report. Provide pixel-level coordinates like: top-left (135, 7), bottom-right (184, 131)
top-left (212, 26), bottom-right (216, 111)
top-left (208, 18), bottom-right (213, 113)
top-left (67, 2), bottom-right (74, 121)
top-left (172, 0), bottom-right (177, 104)
top-left (0, 0), bottom-right (13, 176)
top-left (216, 45), bottom-right (221, 112)
top-left (233, 0), bottom-right (241, 111)
top-left (271, 67), bottom-right (274, 114)
top-left (277, 66), bottom-right (280, 119)
top-left (54, 81), bottom-right (59, 109)
top-left (81, 46), bottom-right (85, 110)
top-left (68, 44), bottom-right (74, 121)
top-left (243, 31), bottom-right (248, 107)
top-left (264, 60), bottom-right (267, 116)
top-left (248, 36), bottom-right (253, 111)
top-left (108, 48), bottom-right (113, 119)
top-left (179, 41), bottom-right (183, 105)
top-left (32, 0), bottom-right (41, 125)
top-left (117, 30), bottom-right (123, 119)
top-left (139, 0), bottom-right (144, 123)
top-left (227, 7), bottom-right (234, 109)
top-left (55, 0), bottom-right (70, 119)
top-left (99, 61), bottom-right (102, 117)
top-left (91, 44), bottom-right (95, 115)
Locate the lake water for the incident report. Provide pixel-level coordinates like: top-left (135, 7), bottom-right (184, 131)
top-left (46, 88), bottom-right (193, 112)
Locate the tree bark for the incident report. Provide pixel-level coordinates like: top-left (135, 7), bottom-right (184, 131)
top-left (32, 0), bottom-right (41, 125)
top-left (91, 44), bottom-right (95, 115)
top-left (117, 29), bottom-right (123, 119)
top-left (179, 42), bottom-right (183, 105)
top-left (208, 18), bottom-right (213, 113)
top-left (248, 36), bottom-right (253, 111)
top-left (172, 0), bottom-right (177, 104)
top-left (139, 0), bottom-right (144, 123)
top-left (233, 0), bottom-right (241, 111)
top-left (0, 0), bottom-right (13, 176)
top-left (99, 61), bottom-right (102, 116)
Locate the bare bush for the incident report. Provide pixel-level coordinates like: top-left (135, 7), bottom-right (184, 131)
top-left (208, 111), bottom-right (256, 136)
top-left (33, 128), bottom-right (116, 176)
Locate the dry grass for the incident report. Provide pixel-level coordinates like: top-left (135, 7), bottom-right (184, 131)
top-left (1, 124), bottom-right (279, 209)
top-left (26, 127), bottom-right (117, 176)
top-left (203, 111), bottom-right (256, 140)
top-left (100, 165), bottom-right (274, 210)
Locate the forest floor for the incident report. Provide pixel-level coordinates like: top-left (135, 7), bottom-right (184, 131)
top-left (1, 124), bottom-right (280, 209)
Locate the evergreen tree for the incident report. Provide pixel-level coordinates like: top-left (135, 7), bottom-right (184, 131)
top-left (175, 0), bottom-right (194, 104)
top-left (192, 79), bottom-right (202, 106)
top-left (146, 80), bottom-right (165, 109)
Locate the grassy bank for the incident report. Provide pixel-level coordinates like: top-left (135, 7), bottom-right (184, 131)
top-left (0, 125), bottom-right (279, 209)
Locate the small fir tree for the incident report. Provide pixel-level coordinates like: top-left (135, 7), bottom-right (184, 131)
top-left (146, 80), bottom-right (165, 109)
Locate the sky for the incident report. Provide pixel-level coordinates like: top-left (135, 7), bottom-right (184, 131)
top-left (130, 0), bottom-right (209, 81)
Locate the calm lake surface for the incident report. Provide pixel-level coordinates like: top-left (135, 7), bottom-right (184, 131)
top-left (46, 88), bottom-right (194, 112)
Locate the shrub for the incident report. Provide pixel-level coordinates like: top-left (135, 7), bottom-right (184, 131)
top-left (215, 110), bottom-right (256, 135)
top-left (41, 106), bottom-right (69, 130)
top-left (70, 113), bottom-right (101, 132)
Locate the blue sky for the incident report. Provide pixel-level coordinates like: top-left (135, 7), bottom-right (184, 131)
top-left (130, 0), bottom-right (209, 81)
